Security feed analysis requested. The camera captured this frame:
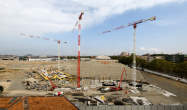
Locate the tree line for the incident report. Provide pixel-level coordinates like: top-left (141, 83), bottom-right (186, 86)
top-left (110, 56), bottom-right (187, 79)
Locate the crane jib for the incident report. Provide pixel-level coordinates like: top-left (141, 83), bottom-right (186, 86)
top-left (101, 16), bottom-right (156, 34)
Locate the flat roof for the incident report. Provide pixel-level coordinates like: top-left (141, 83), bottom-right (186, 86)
top-left (0, 96), bottom-right (78, 110)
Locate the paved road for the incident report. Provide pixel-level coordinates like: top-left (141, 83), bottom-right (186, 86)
top-left (141, 71), bottom-right (187, 104)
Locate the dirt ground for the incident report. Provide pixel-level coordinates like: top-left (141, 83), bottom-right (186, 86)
top-left (0, 60), bottom-right (143, 94)
top-left (0, 60), bottom-right (187, 104)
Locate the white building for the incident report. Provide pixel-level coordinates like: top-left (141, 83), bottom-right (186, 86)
top-left (28, 57), bottom-right (57, 61)
top-left (96, 56), bottom-right (111, 60)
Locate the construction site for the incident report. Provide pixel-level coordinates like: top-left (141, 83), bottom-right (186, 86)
top-left (0, 5), bottom-right (187, 109)
top-left (0, 58), bottom-right (187, 109)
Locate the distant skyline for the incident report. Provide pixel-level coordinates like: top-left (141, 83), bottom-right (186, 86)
top-left (0, 0), bottom-right (187, 56)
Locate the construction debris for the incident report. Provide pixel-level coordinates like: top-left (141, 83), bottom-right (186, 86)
top-left (22, 68), bottom-right (165, 106)
top-left (22, 67), bottom-right (75, 91)
top-left (122, 98), bottom-right (136, 105)
top-left (114, 100), bottom-right (124, 105)
top-left (130, 97), bottom-right (151, 105)
top-left (18, 64), bottom-right (181, 106)
top-left (72, 92), bottom-right (84, 96)
top-left (94, 95), bottom-right (106, 104)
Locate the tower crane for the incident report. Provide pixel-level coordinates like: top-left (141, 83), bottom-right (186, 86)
top-left (20, 33), bottom-right (67, 71)
top-left (102, 16), bottom-right (156, 86)
top-left (73, 11), bottom-right (84, 88)
top-left (20, 33), bottom-right (67, 90)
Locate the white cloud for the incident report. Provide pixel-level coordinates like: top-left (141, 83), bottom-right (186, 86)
top-left (0, 0), bottom-right (186, 36)
top-left (140, 47), bottom-right (161, 53)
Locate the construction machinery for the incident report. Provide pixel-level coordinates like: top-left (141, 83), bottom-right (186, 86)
top-left (102, 16), bottom-right (156, 86)
top-left (110, 67), bottom-right (127, 91)
top-left (99, 67), bottom-right (127, 92)
top-left (48, 77), bottom-right (57, 91)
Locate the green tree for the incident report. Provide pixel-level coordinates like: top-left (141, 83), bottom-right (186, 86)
top-left (146, 59), bottom-right (174, 75)
top-left (174, 61), bottom-right (187, 78)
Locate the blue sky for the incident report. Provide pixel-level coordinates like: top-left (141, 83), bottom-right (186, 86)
top-left (0, 0), bottom-right (187, 56)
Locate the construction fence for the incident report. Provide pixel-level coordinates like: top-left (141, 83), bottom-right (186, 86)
top-left (75, 104), bottom-right (187, 110)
